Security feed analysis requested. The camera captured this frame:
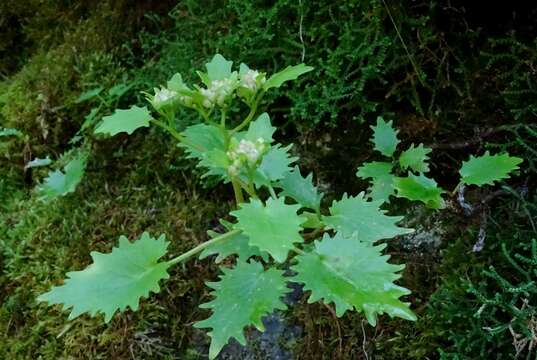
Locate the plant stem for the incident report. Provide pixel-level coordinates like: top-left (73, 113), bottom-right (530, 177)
top-left (450, 181), bottom-right (463, 196)
top-left (231, 92), bottom-right (264, 133)
top-left (150, 118), bottom-right (203, 152)
top-left (167, 229), bottom-right (241, 266)
top-left (231, 178), bottom-right (245, 204)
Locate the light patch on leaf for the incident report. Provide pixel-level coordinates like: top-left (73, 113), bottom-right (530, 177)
top-left (292, 232), bottom-right (416, 325)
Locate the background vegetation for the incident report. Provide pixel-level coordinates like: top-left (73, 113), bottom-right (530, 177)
top-left (1, 0), bottom-right (536, 358)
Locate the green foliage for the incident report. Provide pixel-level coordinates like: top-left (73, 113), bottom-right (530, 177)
top-left (356, 161), bottom-right (395, 203)
top-left (230, 197), bottom-right (303, 263)
top-left (292, 232), bottom-right (416, 324)
top-left (205, 54), bottom-right (233, 82)
top-left (195, 261), bottom-right (289, 359)
top-left (38, 232), bottom-right (170, 322)
top-left (34, 54), bottom-right (421, 359)
top-left (323, 193), bottom-right (413, 242)
top-left (94, 106), bottom-right (153, 136)
top-left (263, 64), bottom-right (314, 90)
top-left (399, 144), bottom-right (432, 173)
top-left (37, 155), bottom-right (87, 202)
top-left (459, 151), bottom-right (523, 186)
top-left (393, 173), bottom-right (445, 209)
top-left (358, 118), bottom-right (522, 209)
top-left (371, 117), bottom-right (400, 157)
top-left (276, 166), bottom-right (323, 212)
top-left (199, 220), bottom-right (266, 263)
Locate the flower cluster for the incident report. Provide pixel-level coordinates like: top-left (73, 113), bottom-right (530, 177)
top-left (227, 138), bottom-right (268, 176)
top-left (200, 78), bottom-right (236, 109)
top-left (240, 69), bottom-right (265, 91)
top-left (151, 87), bottom-right (178, 110)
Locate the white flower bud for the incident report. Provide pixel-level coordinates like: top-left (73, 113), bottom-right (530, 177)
top-left (153, 87), bottom-right (177, 108)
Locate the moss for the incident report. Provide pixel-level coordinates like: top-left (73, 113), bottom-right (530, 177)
top-left (0, 131), bottom-right (233, 358)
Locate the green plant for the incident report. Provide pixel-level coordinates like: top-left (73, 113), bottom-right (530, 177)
top-left (38, 55), bottom-right (418, 359)
top-left (37, 54), bottom-right (524, 359)
top-left (357, 117), bottom-right (523, 209)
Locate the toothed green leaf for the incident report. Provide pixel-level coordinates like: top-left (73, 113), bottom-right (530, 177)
top-left (356, 161), bottom-right (395, 203)
top-left (399, 143), bottom-right (432, 173)
top-left (322, 193), bottom-right (413, 243)
top-left (393, 173), bottom-right (445, 209)
top-left (195, 261), bottom-right (289, 359)
top-left (38, 233), bottom-right (170, 322)
top-left (94, 105), bottom-right (152, 136)
top-left (254, 144), bottom-right (297, 187)
top-left (179, 123), bottom-right (230, 180)
top-left (206, 54), bottom-right (233, 82)
top-left (243, 112), bottom-right (276, 143)
top-left (459, 151), bottom-right (523, 186)
top-left (263, 64), bottom-right (314, 90)
top-left (199, 220), bottom-right (267, 263)
top-left (276, 166), bottom-right (323, 211)
top-left (230, 197), bottom-right (303, 262)
top-left (37, 155), bottom-right (86, 201)
top-left (371, 117), bottom-right (400, 157)
top-left (292, 232), bottom-right (416, 325)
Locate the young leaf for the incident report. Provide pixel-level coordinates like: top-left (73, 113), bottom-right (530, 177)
top-left (459, 151), bottom-right (523, 186)
top-left (206, 54), bottom-right (233, 82)
top-left (167, 73), bottom-right (190, 93)
top-left (276, 166), bottom-right (323, 211)
top-left (322, 193), bottom-right (413, 243)
top-left (393, 173), bottom-right (445, 209)
top-left (38, 233), bottom-right (170, 322)
top-left (398, 143), bottom-right (432, 173)
top-left (195, 261), bottom-right (289, 359)
top-left (199, 220), bottom-right (267, 263)
top-left (94, 105), bottom-right (152, 136)
top-left (292, 232), bottom-right (416, 325)
top-left (75, 87), bottom-right (103, 103)
top-left (38, 155), bottom-right (86, 201)
top-left (243, 112), bottom-right (276, 143)
top-left (356, 161), bottom-right (395, 203)
top-left (254, 144), bottom-right (298, 187)
top-left (263, 64), bottom-right (314, 90)
top-left (230, 197), bottom-right (303, 263)
top-left (25, 156), bottom-right (52, 169)
top-left (371, 117), bottom-right (400, 157)
top-left (179, 123), bottom-right (229, 180)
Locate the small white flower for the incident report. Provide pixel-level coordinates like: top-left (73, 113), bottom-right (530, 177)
top-left (154, 87), bottom-right (177, 104)
top-left (240, 70), bottom-right (265, 91)
top-left (200, 78), bottom-right (236, 108)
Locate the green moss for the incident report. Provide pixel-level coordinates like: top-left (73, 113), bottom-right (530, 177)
top-left (0, 132), bottom-right (232, 358)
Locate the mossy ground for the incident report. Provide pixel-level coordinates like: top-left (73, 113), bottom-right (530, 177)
top-left (2, 1), bottom-right (537, 359)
